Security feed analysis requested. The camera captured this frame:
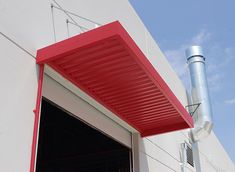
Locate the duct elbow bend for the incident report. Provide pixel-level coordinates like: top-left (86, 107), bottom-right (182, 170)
top-left (192, 120), bottom-right (213, 142)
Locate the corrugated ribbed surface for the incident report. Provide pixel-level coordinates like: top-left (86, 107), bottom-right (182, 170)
top-left (37, 21), bottom-right (193, 136)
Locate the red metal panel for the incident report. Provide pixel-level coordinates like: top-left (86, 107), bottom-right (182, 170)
top-left (36, 21), bottom-right (193, 137)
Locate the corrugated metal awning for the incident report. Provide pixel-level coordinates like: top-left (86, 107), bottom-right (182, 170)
top-left (37, 21), bottom-right (193, 137)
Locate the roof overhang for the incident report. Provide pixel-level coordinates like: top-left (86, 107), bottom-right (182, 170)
top-left (37, 21), bottom-right (193, 137)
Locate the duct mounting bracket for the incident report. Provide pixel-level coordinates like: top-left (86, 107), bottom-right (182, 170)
top-left (185, 103), bottom-right (201, 117)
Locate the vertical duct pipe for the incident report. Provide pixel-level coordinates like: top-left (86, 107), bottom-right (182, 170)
top-left (186, 46), bottom-right (213, 142)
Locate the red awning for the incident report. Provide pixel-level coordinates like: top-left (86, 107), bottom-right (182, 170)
top-left (37, 21), bottom-right (193, 137)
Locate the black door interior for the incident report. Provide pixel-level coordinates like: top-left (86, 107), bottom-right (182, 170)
top-left (36, 98), bottom-right (131, 172)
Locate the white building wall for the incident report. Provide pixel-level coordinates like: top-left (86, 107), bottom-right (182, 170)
top-left (0, 0), bottom-right (234, 172)
top-left (139, 130), bottom-right (235, 172)
top-left (139, 131), bottom-right (194, 172)
top-left (197, 132), bottom-right (235, 172)
top-left (0, 34), bottom-right (38, 171)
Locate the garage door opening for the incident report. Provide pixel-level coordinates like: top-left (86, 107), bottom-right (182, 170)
top-left (36, 98), bottom-right (132, 172)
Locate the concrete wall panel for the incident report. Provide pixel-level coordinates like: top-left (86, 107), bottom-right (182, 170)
top-left (0, 35), bottom-right (38, 172)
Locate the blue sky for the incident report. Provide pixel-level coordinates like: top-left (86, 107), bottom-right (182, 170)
top-left (130, 0), bottom-right (235, 163)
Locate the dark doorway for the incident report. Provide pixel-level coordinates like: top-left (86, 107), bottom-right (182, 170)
top-left (36, 98), bottom-right (132, 172)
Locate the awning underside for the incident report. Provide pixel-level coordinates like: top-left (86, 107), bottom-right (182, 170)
top-left (37, 21), bottom-right (193, 137)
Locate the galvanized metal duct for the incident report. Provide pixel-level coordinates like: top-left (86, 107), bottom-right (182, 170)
top-left (186, 46), bottom-right (213, 142)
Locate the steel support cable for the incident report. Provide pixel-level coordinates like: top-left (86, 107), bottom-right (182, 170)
top-left (66, 19), bottom-right (89, 31)
top-left (52, 0), bottom-right (85, 33)
top-left (52, 5), bottom-right (101, 26)
top-left (50, 4), bottom-right (57, 42)
top-left (66, 19), bottom-right (70, 38)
